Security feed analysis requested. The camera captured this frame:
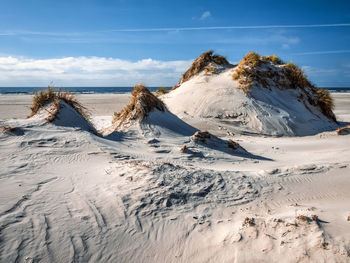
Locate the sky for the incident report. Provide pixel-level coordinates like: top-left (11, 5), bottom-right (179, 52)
top-left (0, 0), bottom-right (349, 87)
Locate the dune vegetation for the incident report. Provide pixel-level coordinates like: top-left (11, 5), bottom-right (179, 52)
top-left (336, 124), bottom-right (350, 135)
top-left (156, 86), bottom-right (170, 95)
top-left (232, 51), bottom-right (336, 121)
top-left (172, 50), bottom-right (230, 90)
top-left (28, 87), bottom-right (88, 121)
top-left (0, 125), bottom-right (16, 134)
top-left (113, 84), bottom-right (166, 128)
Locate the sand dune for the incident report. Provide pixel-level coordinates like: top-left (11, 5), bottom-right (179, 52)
top-left (163, 52), bottom-right (338, 137)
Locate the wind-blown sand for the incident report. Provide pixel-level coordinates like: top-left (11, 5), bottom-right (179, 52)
top-left (0, 92), bottom-right (350, 262)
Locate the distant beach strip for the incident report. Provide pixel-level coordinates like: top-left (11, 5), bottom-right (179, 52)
top-left (0, 86), bottom-right (349, 95)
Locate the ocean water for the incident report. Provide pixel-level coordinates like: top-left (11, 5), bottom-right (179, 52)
top-left (0, 87), bottom-right (161, 95)
top-left (0, 86), bottom-right (349, 95)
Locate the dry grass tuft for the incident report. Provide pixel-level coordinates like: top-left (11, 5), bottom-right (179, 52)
top-left (192, 131), bottom-right (211, 143)
top-left (0, 125), bottom-right (16, 134)
top-left (296, 214), bottom-right (322, 226)
top-left (232, 51), bottom-right (263, 93)
top-left (296, 215), bottom-right (310, 223)
top-left (240, 51), bottom-right (261, 67)
top-left (243, 217), bottom-right (255, 227)
top-left (232, 52), bottom-right (287, 94)
top-left (227, 139), bottom-right (240, 150)
top-left (28, 87), bottom-right (89, 121)
top-left (261, 55), bottom-right (284, 65)
top-left (283, 62), bottom-right (312, 90)
top-left (232, 66), bottom-right (254, 94)
top-left (29, 87), bottom-right (56, 117)
top-left (313, 88), bottom-right (335, 121)
top-left (203, 64), bottom-right (217, 74)
top-left (173, 50), bottom-right (230, 89)
top-left (113, 84), bottom-right (166, 128)
top-left (156, 87), bottom-right (169, 95)
top-left (336, 124), bottom-right (350, 135)
top-left (283, 63), bottom-right (335, 121)
top-left (180, 145), bottom-right (188, 153)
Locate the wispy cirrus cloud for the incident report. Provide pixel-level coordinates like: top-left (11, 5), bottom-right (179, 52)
top-left (302, 66), bottom-right (338, 75)
top-left (100, 23), bottom-right (350, 32)
top-left (294, 50), bottom-right (350, 55)
top-left (210, 34), bottom-right (300, 45)
top-left (1, 23), bottom-right (349, 36)
top-left (0, 56), bottom-right (192, 86)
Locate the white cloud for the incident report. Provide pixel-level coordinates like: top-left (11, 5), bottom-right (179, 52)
top-left (281, 43), bottom-right (290, 49)
top-left (200, 11), bottom-right (211, 20)
top-left (301, 66), bottom-right (338, 76)
top-left (0, 56), bottom-right (192, 86)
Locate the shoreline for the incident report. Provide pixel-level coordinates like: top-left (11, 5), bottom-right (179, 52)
top-left (1, 92), bottom-right (349, 120)
top-left (0, 88), bottom-right (349, 96)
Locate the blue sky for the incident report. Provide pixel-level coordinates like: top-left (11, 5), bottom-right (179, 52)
top-left (0, 0), bottom-right (349, 87)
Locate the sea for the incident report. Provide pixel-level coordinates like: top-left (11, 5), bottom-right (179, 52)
top-left (0, 86), bottom-right (349, 95)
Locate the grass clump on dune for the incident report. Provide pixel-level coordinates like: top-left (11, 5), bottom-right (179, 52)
top-left (156, 86), bottom-right (169, 95)
top-left (0, 125), bottom-right (16, 134)
top-left (232, 51), bottom-right (263, 93)
top-left (29, 87), bottom-right (56, 116)
top-left (240, 51), bottom-right (261, 67)
top-left (313, 88), bottom-right (335, 120)
top-left (113, 84), bottom-right (166, 128)
top-left (232, 66), bottom-right (254, 94)
top-left (203, 64), bottom-right (218, 74)
top-left (261, 55), bottom-right (284, 65)
top-left (28, 87), bottom-right (88, 121)
top-left (232, 52), bottom-right (336, 121)
top-left (283, 63), bottom-right (335, 121)
top-left (173, 50), bottom-right (230, 90)
top-left (283, 62), bottom-right (311, 90)
top-left (336, 124), bottom-right (350, 135)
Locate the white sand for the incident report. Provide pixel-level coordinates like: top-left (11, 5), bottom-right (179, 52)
top-left (0, 92), bottom-right (349, 262)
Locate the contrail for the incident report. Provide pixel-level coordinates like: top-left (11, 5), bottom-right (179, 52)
top-left (104, 23), bottom-right (350, 32)
top-left (294, 50), bottom-right (350, 55)
top-left (1, 23), bottom-right (349, 36)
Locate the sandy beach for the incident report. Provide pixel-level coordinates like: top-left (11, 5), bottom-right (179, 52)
top-left (1, 92), bottom-right (349, 120)
top-left (0, 89), bottom-right (350, 262)
top-left (0, 93), bottom-right (131, 119)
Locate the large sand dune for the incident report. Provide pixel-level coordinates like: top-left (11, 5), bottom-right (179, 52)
top-left (163, 52), bottom-right (338, 136)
